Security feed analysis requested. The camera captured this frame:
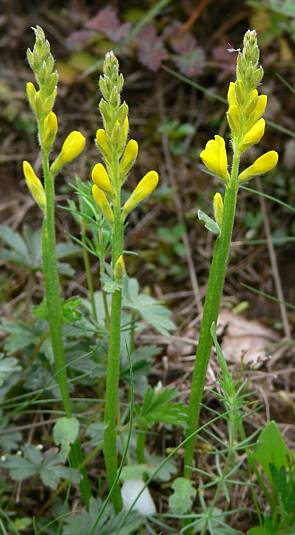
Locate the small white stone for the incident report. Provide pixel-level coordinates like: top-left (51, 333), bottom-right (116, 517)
top-left (121, 479), bottom-right (156, 516)
top-left (1, 455), bottom-right (6, 462)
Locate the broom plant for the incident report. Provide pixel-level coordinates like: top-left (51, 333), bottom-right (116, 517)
top-left (23, 26), bottom-right (91, 503)
top-left (184, 29), bottom-right (278, 478)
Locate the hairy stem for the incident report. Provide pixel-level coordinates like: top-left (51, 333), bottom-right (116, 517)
top-left (184, 152), bottom-right (240, 478)
top-left (41, 139), bottom-right (91, 504)
top-left (103, 197), bottom-right (124, 512)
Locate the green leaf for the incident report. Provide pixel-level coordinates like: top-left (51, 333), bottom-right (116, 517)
top-left (252, 421), bottom-right (292, 482)
top-left (0, 354), bottom-right (21, 386)
top-left (63, 497), bottom-right (143, 535)
top-left (198, 209), bottom-right (220, 235)
top-left (121, 456), bottom-right (177, 483)
top-left (53, 417), bottom-right (80, 461)
top-left (0, 415), bottom-right (22, 451)
top-left (123, 278), bottom-right (176, 336)
top-left (3, 443), bottom-right (81, 490)
top-left (168, 477), bottom-right (196, 514)
top-left (0, 225), bottom-right (29, 261)
top-left (138, 386), bottom-right (187, 427)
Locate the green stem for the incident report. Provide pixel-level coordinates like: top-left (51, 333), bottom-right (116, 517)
top-left (184, 152), bottom-right (240, 479)
top-left (103, 198), bottom-right (124, 512)
top-left (80, 202), bottom-right (97, 322)
top-left (136, 429), bottom-right (146, 464)
top-left (41, 141), bottom-right (91, 504)
top-left (129, 310), bottom-right (136, 354)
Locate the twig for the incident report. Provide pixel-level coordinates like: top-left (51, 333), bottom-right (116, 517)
top-left (256, 177), bottom-right (291, 339)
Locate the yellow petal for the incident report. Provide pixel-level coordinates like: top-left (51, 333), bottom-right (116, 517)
top-left (122, 170), bottom-right (159, 218)
top-left (200, 135), bottom-right (230, 183)
top-left (92, 163), bottom-right (113, 194)
top-left (23, 161), bottom-right (46, 211)
top-left (92, 184), bottom-right (114, 223)
top-left (213, 192), bottom-right (224, 226)
top-left (239, 118), bottom-right (265, 151)
top-left (252, 94), bottom-right (267, 122)
top-left (44, 111), bottom-right (58, 148)
top-left (120, 139), bottom-right (138, 179)
top-left (96, 128), bottom-right (110, 156)
top-left (51, 131), bottom-right (85, 173)
top-left (238, 151), bottom-right (278, 182)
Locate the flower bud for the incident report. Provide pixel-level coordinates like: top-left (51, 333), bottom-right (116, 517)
top-left (239, 118), bottom-right (265, 152)
top-left (213, 192), bottom-right (223, 226)
top-left (96, 128), bottom-right (111, 159)
top-left (26, 82), bottom-right (37, 113)
top-left (227, 105), bottom-right (240, 135)
top-left (51, 131), bottom-right (85, 173)
top-left (92, 184), bottom-right (114, 223)
top-left (238, 151), bottom-right (278, 182)
top-left (92, 163), bottom-right (113, 194)
top-left (122, 170), bottom-right (159, 219)
top-left (23, 161), bottom-right (46, 212)
top-left (120, 139), bottom-right (138, 180)
top-left (114, 255), bottom-right (125, 280)
top-left (227, 82), bottom-right (237, 107)
top-left (43, 111), bottom-right (58, 149)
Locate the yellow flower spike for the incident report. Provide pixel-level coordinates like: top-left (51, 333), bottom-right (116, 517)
top-left (239, 118), bottom-right (265, 152)
top-left (213, 192), bottom-right (224, 226)
top-left (92, 163), bottom-right (113, 194)
top-left (238, 150), bottom-right (278, 182)
top-left (227, 105), bottom-right (240, 134)
top-left (227, 82), bottom-right (237, 106)
top-left (114, 255), bottom-right (125, 280)
top-left (120, 139), bottom-right (138, 180)
top-left (200, 135), bottom-right (230, 183)
top-left (23, 160), bottom-right (46, 212)
top-left (26, 82), bottom-right (37, 113)
top-left (92, 184), bottom-right (114, 223)
top-left (122, 170), bottom-right (159, 219)
top-left (96, 128), bottom-right (110, 157)
top-left (51, 130), bottom-right (86, 173)
top-left (43, 111), bottom-right (58, 149)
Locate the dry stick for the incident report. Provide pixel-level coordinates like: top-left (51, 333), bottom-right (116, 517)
top-left (256, 177), bottom-right (291, 339)
top-left (157, 84), bottom-right (203, 316)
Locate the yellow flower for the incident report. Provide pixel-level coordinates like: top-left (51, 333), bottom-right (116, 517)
top-left (239, 118), bottom-right (265, 152)
top-left (23, 160), bottom-right (46, 211)
top-left (114, 255), bottom-right (125, 280)
top-left (200, 135), bottom-right (230, 183)
top-left (92, 184), bottom-right (114, 223)
top-left (213, 192), bottom-right (224, 226)
top-left (44, 111), bottom-right (58, 148)
top-left (238, 151), bottom-right (278, 182)
top-left (51, 131), bottom-right (86, 173)
top-left (122, 170), bottom-right (159, 219)
top-left (120, 139), bottom-right (138, 179)
top-left (96, 128), bottom-right (110, 157)
top-left (252, 94), bottom-right (267, 123)
top-left (92, 163), bottom-right (113, 195)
